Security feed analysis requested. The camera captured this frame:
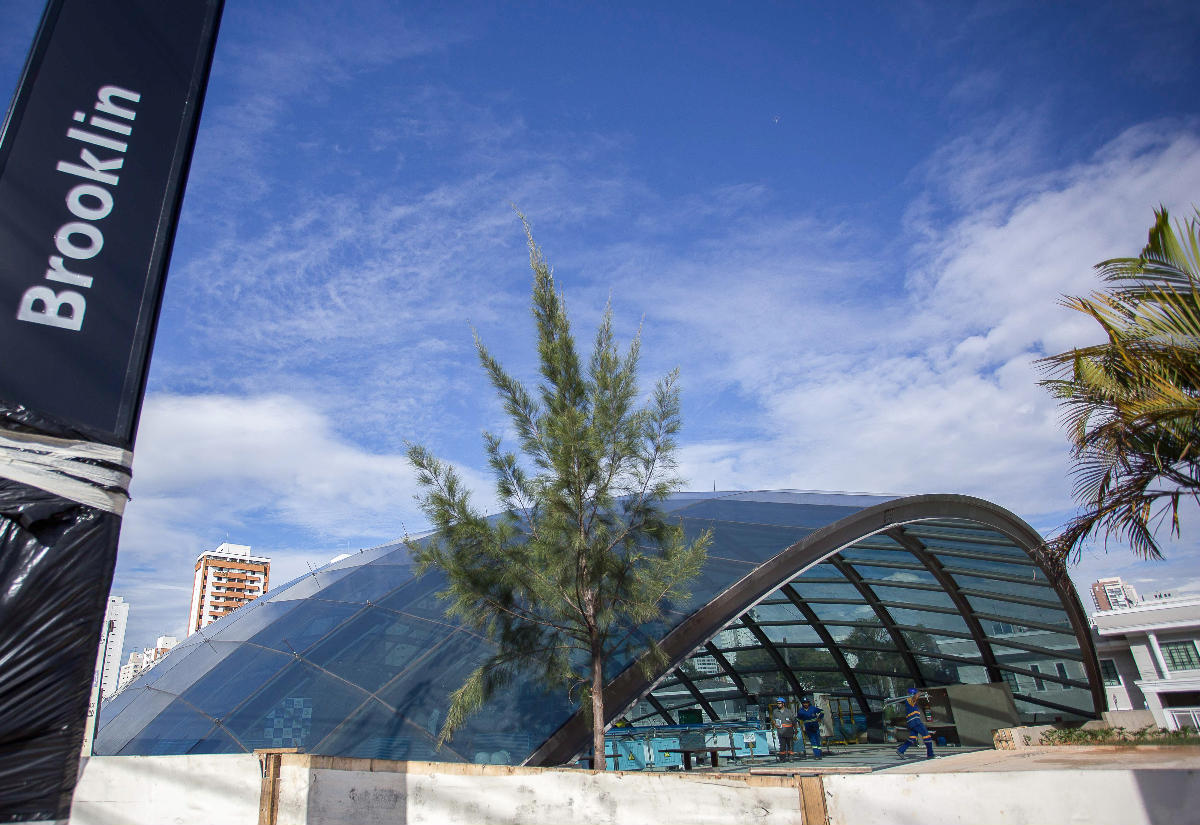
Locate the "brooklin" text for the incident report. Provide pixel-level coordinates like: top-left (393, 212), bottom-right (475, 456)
top-left (16, 85), bottom-right (141, 331)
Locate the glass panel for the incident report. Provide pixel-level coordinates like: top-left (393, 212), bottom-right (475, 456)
top-left (94, 685), bottom-right (175, 754)
top-left (804, 600), bottom-right (879, 624)
top-left (148, 639), bottom-right (240, 697)
top-left (838, 545), bottom-right (912, 565)
top-left (1099, 659), bottom-right (1121, 686)
top-left (680, 519), bottom-right (811, 571)
top-left (871, 586), bottom-right (956, 610)
top-left (944, 572), bottom-right (1055, 597)
top-left (178, 645), bottom-right (294, 717)
top-left (888, 607), bottom-right (973, 636)
top-left (314, 697), bottom-right (446, 762)
top-left (901, 628), bottom-right (976, 662)
top-left (306, 606), bottom-right (456, 694)
top-left (250, 598), bottom-right (364, 654)
top-left (315, 563), bottom-right (418, 604)
top-left (220, 661), bottom-right (371, 751)
top-left (269, 566), bottom-right (358, 602)
top-left (926, 552), bottom-right (1036, 575)
top-left (964, 595), bottom-right (1073, 630)
top-left (117, 700), bottom-right (220, 756)
top-left (187, 722), bottom-right (245, 754)
top-left (324, 542), bottom-right (407, 571)
top-left (847, 566), bottom-right (938, 587)
top-left (209, 599), bottom-right (300, 644)
top-left (789, 579), bottom-right (861, 599)
top-left (674, 497), bottom-right (863, 530)
top-left (916, 655), bottom-right (960, 685)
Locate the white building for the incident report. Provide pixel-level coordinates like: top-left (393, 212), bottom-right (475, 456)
top-left (82, 595), bottom-right (129, 754)
top-left (187, 543), bottom-right (270, 636)
top-left (116, 635), bottom-right (179, 694)
top-left (94, 596), bottom-right (128, 700)
top-left (1092, 592), bottom-right (1200, 730)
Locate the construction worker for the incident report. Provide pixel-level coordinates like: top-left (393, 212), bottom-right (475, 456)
top-left (769, 697), bottom-right (797, 762)
top-left (795, 696), bottom-right (824, 758)
top-left (896, 688), bottom-right (934, 759)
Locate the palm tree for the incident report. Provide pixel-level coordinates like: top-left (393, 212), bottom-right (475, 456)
top-left (1039, 207), bottom-right (1200, 561)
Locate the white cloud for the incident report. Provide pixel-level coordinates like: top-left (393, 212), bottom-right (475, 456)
top-left (667, 123), bottom-right (1200, 525)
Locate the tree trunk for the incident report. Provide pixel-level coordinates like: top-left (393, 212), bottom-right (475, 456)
top-left (591, 643), bottom-right (605, 770)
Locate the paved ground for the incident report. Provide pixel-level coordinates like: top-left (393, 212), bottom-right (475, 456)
top-left (665, 743), bottom-right (1200, 776)
top-left (882, 744), bottom-right (1200, 773)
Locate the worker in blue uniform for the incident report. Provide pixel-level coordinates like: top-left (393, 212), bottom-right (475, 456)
top-left (896, 688), bottom-right (935, 759)
top-left (795, 696), bottom-right (824, 759)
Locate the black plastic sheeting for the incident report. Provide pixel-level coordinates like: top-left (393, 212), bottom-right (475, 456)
top-left (0, 403), bottom-right (123, 822)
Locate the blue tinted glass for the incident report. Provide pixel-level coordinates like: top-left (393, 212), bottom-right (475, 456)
top-left (178, 645), bottom-right (293, 717)
top-left (375, 572), bottom-right (447, 620)
top-left (117, 699), bottom-right (220, 756)
top-left (149, 639), bottom-right (240, 697)
top-left (839, 544), bottom-right (911, 565)
top-left (888, 607), bottom-right (973, 635)
top-left (269, 566), bottom-right (358, 603)
top-left (250, 598), bottom-right (363, 654)
top-left (313, 697), bottom-right (445, 762)
top-left (209, 599), bottom-right (300, 644)
top-left (673, 498), bottom-right (863, 529)
top-left (872, 586), bottom-right (956, 610)
top-left (188, 722), bottom-right (245, 754)
top-left (790, 578), bottom-right (861, 599)
top-left (966, 595), bottom-right (1074, 629)
top-left (221, 661), bottom-right (371, 751)
top-left (306, 606), bottom-right (456, 693)
top-left (94, 685), bottom-right (174, 754)
top-left (316, 563), bottom-right (417, 604)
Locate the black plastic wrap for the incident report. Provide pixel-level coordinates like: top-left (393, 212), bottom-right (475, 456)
top-left (0, 403), bottom-right (122, 822)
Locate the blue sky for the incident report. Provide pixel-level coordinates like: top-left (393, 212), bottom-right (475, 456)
top-left (3, 0), bottom-right (1199, 656)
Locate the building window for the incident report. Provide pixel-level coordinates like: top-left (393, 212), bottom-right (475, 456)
top-left (1099, 659), bottom-right (1121, 686)
top-left (1001, 670), bottom-right (1020, 694)
top-left (1162, 641), bottom-right (1200, 672)
top-left (1055, 662), bottom-right (1070, 689)
top-left (1030, 664), bottom-right (1046, 691)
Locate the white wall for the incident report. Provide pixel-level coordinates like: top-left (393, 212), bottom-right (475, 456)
top-left (69, 755), bottom-right (261, 825)
top-left (276, 757), bottom-right (802, 825)
top-left (823, 769), bottom-right (1200, 825)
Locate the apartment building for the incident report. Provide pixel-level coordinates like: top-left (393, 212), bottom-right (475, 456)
top-left (186, 543), bottom-right (270, 636)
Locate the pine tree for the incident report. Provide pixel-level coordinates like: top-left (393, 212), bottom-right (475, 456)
top-left (407, 217), bottom-right (709, 767)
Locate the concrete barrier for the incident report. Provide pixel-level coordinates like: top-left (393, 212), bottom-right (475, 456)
top-left (69, 754), bottom-right (262, 825)
top-left (823, 769), bottom-right (1200, 825)
top-left (68, 750), bottom-right (1200, 825)
top-left (273, 756), bottom-right (803, 825)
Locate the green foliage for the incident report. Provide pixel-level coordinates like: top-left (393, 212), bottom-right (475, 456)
top-left (1039, 725), bottom-right (1200, 746)
top-left (406, 216), bottom-right (710, 764)
top-left (1039, 207), bottom-right (1200, 561)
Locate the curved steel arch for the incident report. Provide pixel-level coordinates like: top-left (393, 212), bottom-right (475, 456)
top-left (525, 494), bottom-right (1103, 767)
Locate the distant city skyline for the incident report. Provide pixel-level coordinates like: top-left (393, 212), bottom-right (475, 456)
top-left (3, 0), bottom-right (1198, 657)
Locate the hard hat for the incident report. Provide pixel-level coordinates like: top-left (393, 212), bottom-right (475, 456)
top-left (775, 696), bottom-right (786, 703)
top-left (907, 688), bottom-right (919, 696)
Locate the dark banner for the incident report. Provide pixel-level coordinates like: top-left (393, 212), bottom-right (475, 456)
top-left (0, 1), bottom-right (223, 821)
top-left (0, 0), bottom-right (224, 447)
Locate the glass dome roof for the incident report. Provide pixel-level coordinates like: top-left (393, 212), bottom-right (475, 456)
top-left (96, 490), bottom-right (1101, 765)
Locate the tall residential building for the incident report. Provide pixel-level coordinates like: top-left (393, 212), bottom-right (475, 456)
top-left (82, 595), bottom-right (129, 754)
top-left (94, 596), bottom-right (129, 700)
top-left (1091, 577), bottom-right (1140, 611)
top-left (187, 543), bottom-right (270, 636)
